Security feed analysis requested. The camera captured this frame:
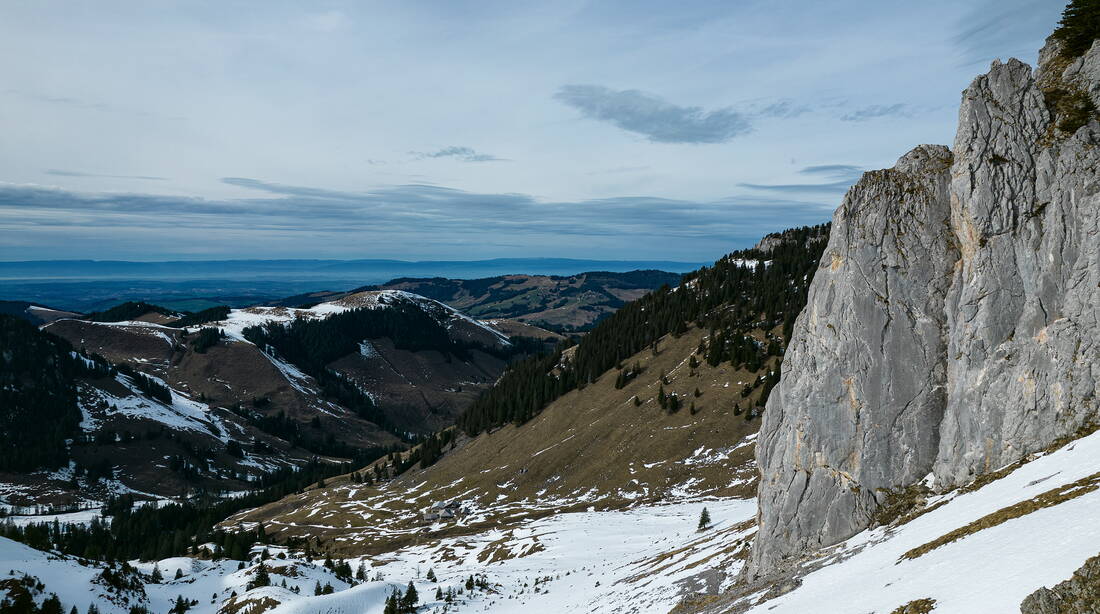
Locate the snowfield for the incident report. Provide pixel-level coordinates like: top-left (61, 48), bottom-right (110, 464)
top-left (4, 423), bottom-right (1100, 614)
top-left (0, 499), bottom-right (755, 614)
top-left (737, 427), bottom-right (1100, 614)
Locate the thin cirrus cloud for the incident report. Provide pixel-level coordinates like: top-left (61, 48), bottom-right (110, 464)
top-left (952, 0), bottom-right (1064, 67)
top-left (798, 164), bottom-right (864, 181)
top-left (737, 163), bottom-right (864, 195)
top-left (45, 169), bottom-right (168, 181)
top-left (553, 85), bottom-right (752, 144)
top-left (840, 104), bottom-right (912, 122)
top-left (410, 146), bottom-right (505, 162)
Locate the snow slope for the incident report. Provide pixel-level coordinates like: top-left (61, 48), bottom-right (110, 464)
top-left (734, 428), bottom-right (1100, 614)
top-left (7, 421), bottom-right (1099, 614)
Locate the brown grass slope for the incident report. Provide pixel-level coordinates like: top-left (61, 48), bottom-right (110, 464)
top-left (229, 325), bottom-right (773, 556)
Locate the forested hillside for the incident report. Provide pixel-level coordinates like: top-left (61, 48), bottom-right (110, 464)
top-left (458, 224), bottom-right (829, 435)
top-left (0, 315), bottom-right (112, 472)
top-left (373, 270), bottom-right (684, 332)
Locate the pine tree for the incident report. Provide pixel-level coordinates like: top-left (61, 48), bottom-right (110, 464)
top-left (698, 507), bottom-right (711, 531)
top-left (401, 581), bottom-right (418, 612)
top-left (174, 568), bottom-right (183, 580)
top-left (383, 592), bottom-right (398, 614)
top-left (247, 563), bottom-right (270, 591)
top-left (426, 568), bottom-right (436, 582)
top-left (150, 564), bottom-right (163, 583)
top-left (435, 586), bottom-right (443, 600)
top-left (169, 596), bottom-right (189, 614)
top-left (40, 594), bottom-right (63, 614)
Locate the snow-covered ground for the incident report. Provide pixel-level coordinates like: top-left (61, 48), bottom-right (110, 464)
top-left (77, 371), bottom-right (227, 439)
top-left (0, 499), bottom-right (754, 614)
top-left (354, 498), bottom-right (755, 614)
top-left (737, 427), bottom-right (1100, 614)
top-left (5, 428), bottom-right (1099, 614)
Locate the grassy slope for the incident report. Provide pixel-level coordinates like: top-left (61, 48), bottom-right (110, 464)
top-left (230, 325), bottom-right (770, 556)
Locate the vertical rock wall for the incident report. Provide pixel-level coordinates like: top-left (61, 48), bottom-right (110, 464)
top-left (747, 38), bottom-right (1100, 578)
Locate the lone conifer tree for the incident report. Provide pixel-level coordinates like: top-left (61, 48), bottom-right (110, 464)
top-left (697, 507), bottom-right (711, 531)
top-left (247, 563), bottom-right (270, 591)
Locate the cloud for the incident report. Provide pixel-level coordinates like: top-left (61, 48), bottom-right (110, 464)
top-left (410, 146), bottom-right (504, 162)
top-left (46, 169), bottom-right (168, 181)
top-left (756, 101), bottom-right (811, 119)
top-left (553, 85), bottom-right (752, 144)
top-left (799, 164), bottom-right (861, 176)
top-left (0, 180), bottom-right (835, 260)
top-left (738, 180), bottom-right (854, 195)
top-left (798, 164), bottom-right (864, 181)
top-left (736, 163), bottom-right (865, 195)
top-left (952, 0), bottom-right (1063, 66)
top-left (840, 104), bottom-right (911, 122)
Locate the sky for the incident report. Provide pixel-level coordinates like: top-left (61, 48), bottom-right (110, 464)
top-left (0, 0), bottom-right (1065, 262)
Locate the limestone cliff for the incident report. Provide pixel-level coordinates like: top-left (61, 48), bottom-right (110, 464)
top-left (747, 36), bottom-right (1100, 578)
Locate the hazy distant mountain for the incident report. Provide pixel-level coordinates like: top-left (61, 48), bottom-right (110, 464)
top-left (0, 258), bottom-right (703, 312)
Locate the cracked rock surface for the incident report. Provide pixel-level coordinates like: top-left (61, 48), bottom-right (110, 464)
top-left (747, 37), bottom-right (1100, 578)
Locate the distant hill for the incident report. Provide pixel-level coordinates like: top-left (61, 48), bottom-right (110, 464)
top-left (0, 257), bottom-right (705, 312)
top-left (0, 300), bottom-right (81, 325)
top-left (267, 270), bottom-right (683, 332)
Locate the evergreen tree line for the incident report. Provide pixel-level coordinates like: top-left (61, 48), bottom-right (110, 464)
top-left (189, 327), bottom-right (225, 354)
top-left (0, 315), bottom-right (113, 472)
top-left (1053, 0), bottom-right (1100, 59)
top-left (113, 363), bottom-right (173, 404)
top-left (84, 301), bottom-right (173, 323)
top-left (457, 224), bottom-right (829, 436)
top-left (224, 402), bottom-right (403, 463)
top-left (241, 300), bottom-right (465, 374)
top-left (240, 297), bottom-right (539, 439)
top-left (169, 306), bottom-right (231, 328)
top-left (0, 459), bottom-right (366, 562)
top-left (84, 301), bottom-right (232, 328)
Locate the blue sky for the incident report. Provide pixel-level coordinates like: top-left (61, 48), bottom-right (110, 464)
top-left (0, 0), bottom-right (1064, 261)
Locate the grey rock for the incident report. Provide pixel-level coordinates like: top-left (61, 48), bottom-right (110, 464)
top-left (936, 48), bottom-right (1100, 487)
top-left (748, 144), bottom-right (955, 575)
top-left (1020, 553), bottom-right (1100, 614)
top-left (746, 37), bottom-right (1100, 578)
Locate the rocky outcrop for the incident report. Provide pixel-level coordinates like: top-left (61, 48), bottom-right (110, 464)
top-left (747, 37), bottom-right (1100, 578)
top-left (749, 144), bottom-right (956, 571)
top-left (1020, 553), bottom-right (1100, 614)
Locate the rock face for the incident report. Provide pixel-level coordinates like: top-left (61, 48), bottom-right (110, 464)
top-left (1020, 553), bottom-right (1100, 614)
top-left (747, 37), bottom-right (1100, 577)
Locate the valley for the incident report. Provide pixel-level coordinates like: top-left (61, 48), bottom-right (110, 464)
top-left (2, 4), bottom-right (1100, 614)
